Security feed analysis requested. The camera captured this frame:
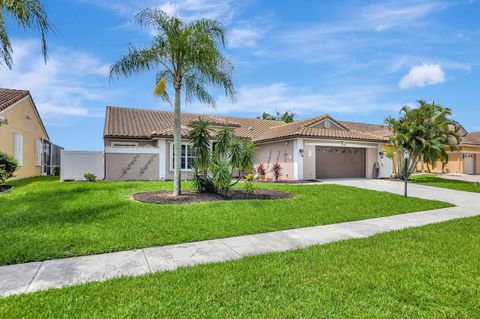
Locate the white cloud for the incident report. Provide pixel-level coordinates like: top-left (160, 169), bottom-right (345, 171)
top-left (78, 0), bottom-right (235, 22)
top-left (228, 27), bottom-right (263, 48)
top-left (399, 63), bottom-right (445, 89)
top-left (0, 39), bottom-right (111, 120)
top-left (358, 1), bottom-right (446, 31)
top-left (189, 82), bottom-right (398, 116)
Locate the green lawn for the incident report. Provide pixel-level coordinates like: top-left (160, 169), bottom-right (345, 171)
top-left (0, 177), bottom-right (449, 265)
top-left (411, 174), bottom-right (480, 193)
top-left (1, 215), bottom-right (478, 318)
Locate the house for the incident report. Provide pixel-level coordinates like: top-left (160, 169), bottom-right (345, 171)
top-left (103, 106), bottom-right (394, 181)
top-left (0, 88), bottom-right (62, 179)
top-left (418, 131), bottom-right (480, 175)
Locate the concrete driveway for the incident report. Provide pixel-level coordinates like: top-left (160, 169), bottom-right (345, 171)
top-left (438, 174), bottom-right (480, 183)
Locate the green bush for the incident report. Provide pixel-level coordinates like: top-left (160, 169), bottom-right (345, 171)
top-left (191, 165), bottom-right (217, 193)
top-left (244, 180), bottom-right (256, 194)
top-left (83, 173), bottom-right (97, 182)
top-left (0, 152), bottom-right (18, 185)
top-left (188, 120), bottom-right (255, 195)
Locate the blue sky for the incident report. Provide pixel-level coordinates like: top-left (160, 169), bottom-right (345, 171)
top-left (1, 0), bottom-right (479, 150)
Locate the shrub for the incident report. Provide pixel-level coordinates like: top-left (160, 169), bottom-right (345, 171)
top-left (190, 165), bottom-right (217, 193)
top-left (0, 152), bottom-right (18, 185)
top-left (188, 121), bottom-right (256, 194)
top-left (245, 173), bottom-right (254, 181)
top-left (256, 163), bottom-right (266, 176)
top-left (244, 180), bottom-right (256, 194)
top-left (272, 162), bottom-right (282, 182)
top-left (83, 173), bottom-right (97, 182)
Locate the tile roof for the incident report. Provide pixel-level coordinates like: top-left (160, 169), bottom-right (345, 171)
top-left (0, 88), bottom-right (50, 140)
top-left (0, 88), bottom-right (30, 112)
top-left (104, 106), bottom-right (392, 143)
top-left (461, 131), bottom-right (480, 145)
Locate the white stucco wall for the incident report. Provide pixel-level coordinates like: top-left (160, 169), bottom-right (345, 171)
top-left (61, 151), bottom-right (104, 181)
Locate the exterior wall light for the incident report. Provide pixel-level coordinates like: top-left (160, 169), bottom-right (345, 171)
top-left (299, 148), bottom-right (305, 157)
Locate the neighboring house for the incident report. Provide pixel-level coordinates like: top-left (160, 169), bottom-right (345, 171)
top-left (103, 106), bottom-right (394, 181)
top-left (419, 131), bottom-right (480, 175)
top-left (0, 88), bottom-right (62, 179)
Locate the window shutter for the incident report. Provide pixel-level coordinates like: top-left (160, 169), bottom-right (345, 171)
top-left (14, 133), bottom-right (24, 166)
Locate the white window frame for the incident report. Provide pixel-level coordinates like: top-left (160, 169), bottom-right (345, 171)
top-left (169, 143), bottom-right (195, 171)
top-left (111, 141), bottom-right (139, 147)
top-left (13, 133), bottom-right (23, 166)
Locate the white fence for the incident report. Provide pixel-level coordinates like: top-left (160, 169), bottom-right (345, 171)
top-left (60, 151), bottom-right (104, 181)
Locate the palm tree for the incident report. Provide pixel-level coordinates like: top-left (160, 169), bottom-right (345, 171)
top-left (0, 0), bottom-right (53, 68)
top-left (110, 9), bottom-right (235, 196)
top-left (257, 111), bottom-right (296, 123)
top-left (385, 100), bottom-right (460, 179)
top-left (278, 111), bottom-right (295, 123)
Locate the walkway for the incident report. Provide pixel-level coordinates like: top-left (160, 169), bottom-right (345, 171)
top-left (1, 180), bottom-right (480, 297)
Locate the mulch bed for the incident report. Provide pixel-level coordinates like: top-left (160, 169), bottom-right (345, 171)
top-left (133, 189), bottom-right (294, 204)
top-left (257, 179), bottom-right (321, 184)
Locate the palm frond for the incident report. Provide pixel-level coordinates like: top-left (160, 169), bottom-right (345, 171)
top-left (0, 0), bottom-right (53, 67)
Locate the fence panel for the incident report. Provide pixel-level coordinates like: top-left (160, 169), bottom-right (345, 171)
top-left (60, 151), bottom-right (104, 181)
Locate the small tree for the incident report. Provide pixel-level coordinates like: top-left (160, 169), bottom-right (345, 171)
top-left (188, 121), bottom-right (255, 194)
top-left (385, 100), bottom-right (460, 179)
top-left (188, 119), bottom-right (215, 193)
top-left (0, 152), bottom-right (18, 184)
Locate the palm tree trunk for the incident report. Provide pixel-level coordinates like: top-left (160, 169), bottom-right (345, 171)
top-left (173, 87), bottom-right (182, 196)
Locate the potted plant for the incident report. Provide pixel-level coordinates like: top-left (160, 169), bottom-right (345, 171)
top-left (256, 163), bottom-right (266, 181)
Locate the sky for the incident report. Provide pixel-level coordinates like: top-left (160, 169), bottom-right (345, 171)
top-left (1, 0), bottom-right (479, 150)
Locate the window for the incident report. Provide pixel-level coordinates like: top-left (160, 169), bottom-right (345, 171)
top-left (13, 133), bottom-right (23, 166)
top-left (170, 143), bottom-right (196, 170)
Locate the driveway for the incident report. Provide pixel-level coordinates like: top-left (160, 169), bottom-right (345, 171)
top-left (322, 178), bottom-right (480, 208)
top-left (438, 173), bottom-right (480, 183)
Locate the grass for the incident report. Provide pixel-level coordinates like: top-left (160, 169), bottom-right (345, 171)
top-left (411, 174), bottom-right (480, 193)
top-left (1, 215), bottom-right (479, 318)
top-left (0, 177), bottom-right (450, 265)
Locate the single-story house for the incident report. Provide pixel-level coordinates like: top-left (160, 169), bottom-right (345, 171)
top-left (103, 106), bottom-right (396, 181)
top-left (418, 131), bottom-right (480, 175)
top-left (0, 88), bottom-right (62, 179)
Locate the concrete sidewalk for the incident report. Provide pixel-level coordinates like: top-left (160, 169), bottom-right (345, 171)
top-left (1, 180), bottom-right (480, 297)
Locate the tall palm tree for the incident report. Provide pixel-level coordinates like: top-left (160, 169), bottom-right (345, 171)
top-left (110, 9), bottom-right (235, 196)
top-left (0, 0), bottom-right (53, 68)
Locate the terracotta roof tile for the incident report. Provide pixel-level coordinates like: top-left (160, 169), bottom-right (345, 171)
top-left (0, 88), bottom-right (30, 112)
top-left (104, 106), bottom-right (285, 140)
top-left (0, 88), bottom-right (50, 140)
top-left (104, 106), bottom-right (391, 142)
top-left (461, 131), bottom-right (480, 145)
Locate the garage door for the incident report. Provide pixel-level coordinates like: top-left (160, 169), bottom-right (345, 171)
top-left (315, 146), bottom-right (366, 179)
top-left (463, 154), bottom-right (475, 175)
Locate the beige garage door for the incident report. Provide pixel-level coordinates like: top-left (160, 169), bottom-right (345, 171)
top-left (463, 154), bottom-right (475, 175)
top-left (315, 146), bottom-right (366, 179)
